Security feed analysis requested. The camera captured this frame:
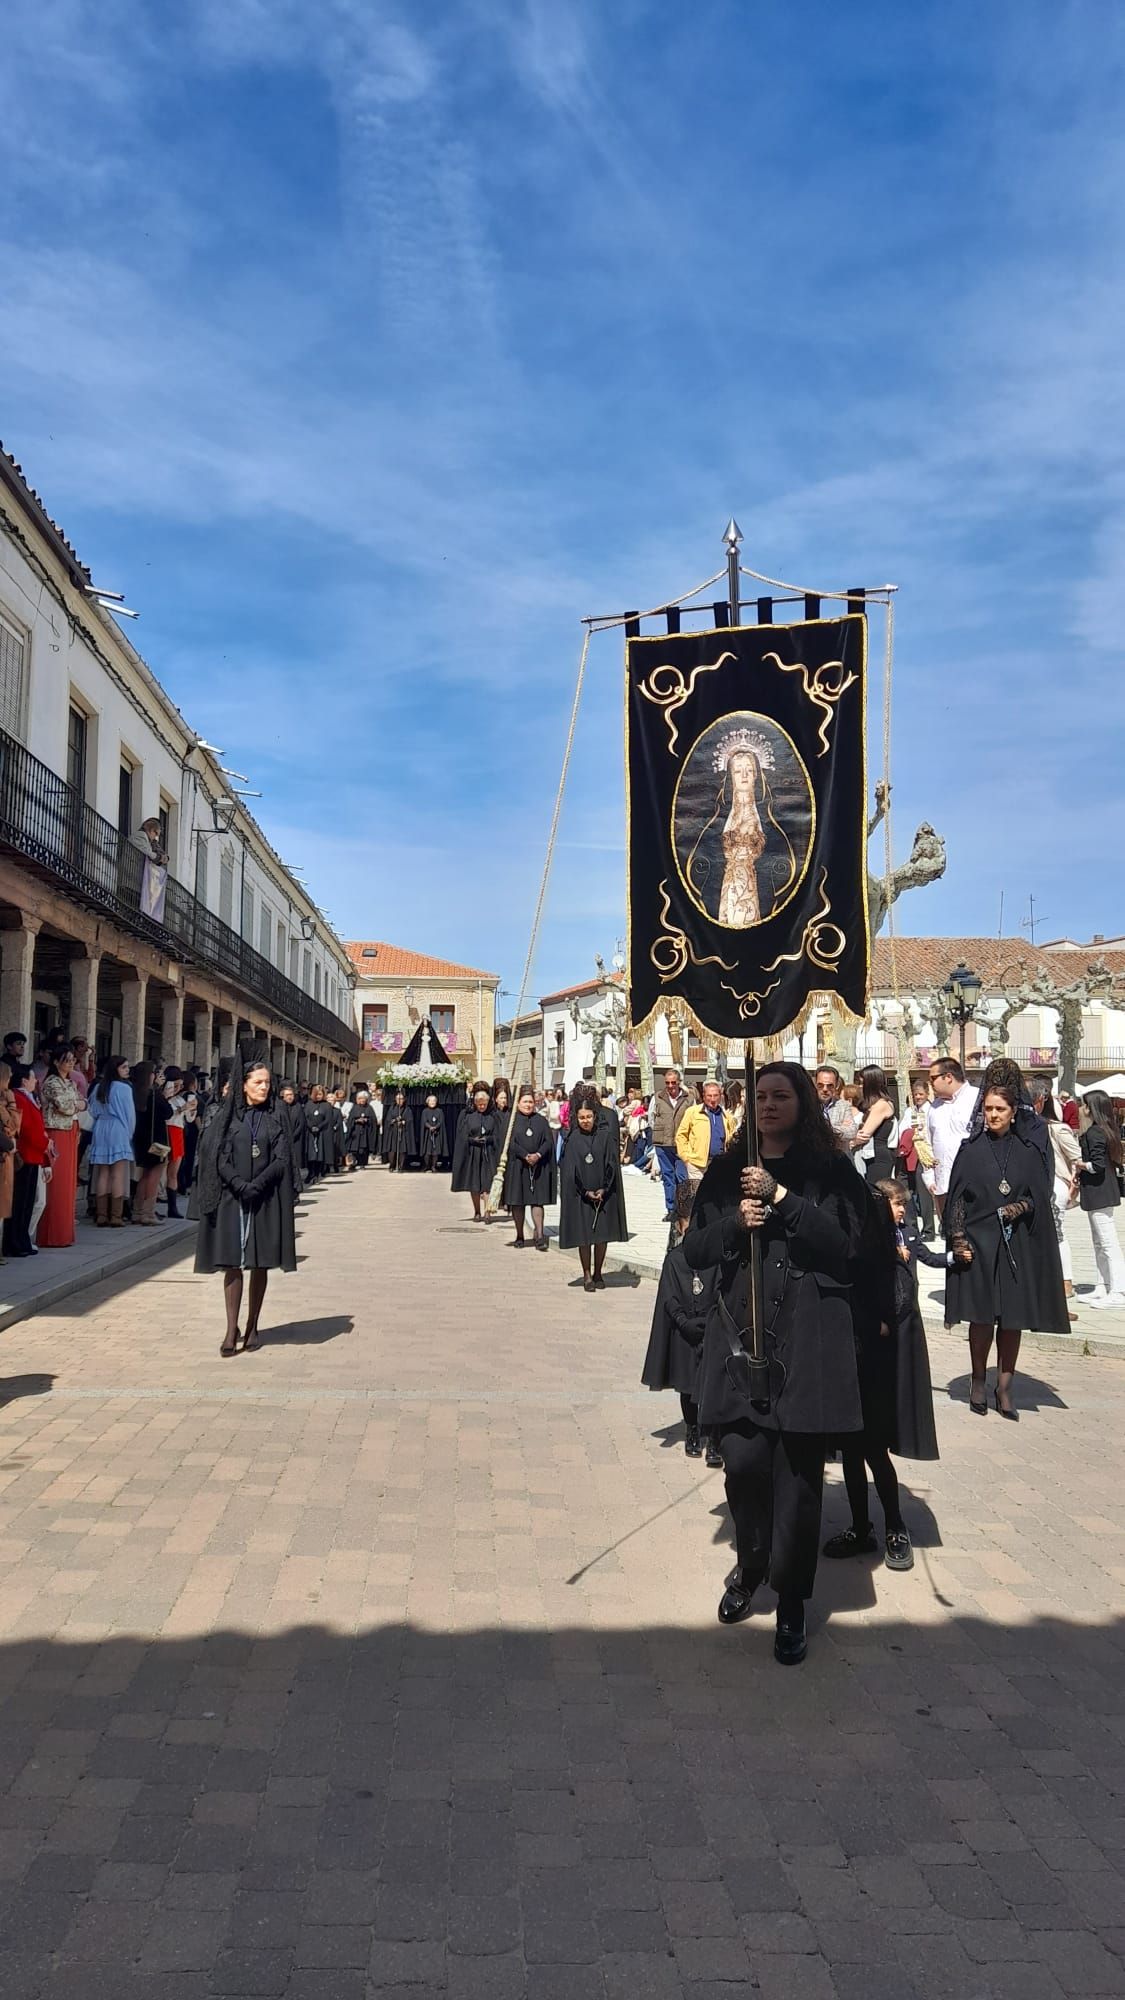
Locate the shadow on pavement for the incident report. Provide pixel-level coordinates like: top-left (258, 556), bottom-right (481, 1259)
top-left (943, 1372), bottom-right (1069, 1413)
top-left (0, 1610), bottom-right (1121, 1995)
top-left (248, 1315), bottom-right (355, 1348)
top-left (0, 1372), bottom-right (55, 1407)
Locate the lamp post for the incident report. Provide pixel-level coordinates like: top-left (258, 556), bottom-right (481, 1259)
top-left (941, 963), bottom-right (983, 1072)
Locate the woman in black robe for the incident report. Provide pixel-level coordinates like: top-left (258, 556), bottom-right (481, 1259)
top-left (945, 1078), bottom-right (1069, 1418)
top-left (383, 1091), bottom-right (415, 1172)
top-left (345, 1090), bottom-right (379, 1169)
top-left (562, 1082), bottom-right (628, 1250)
top-left (194, 1052), bottom-right (297, 1356)
top-left (684, 1062), bottom-right (867, 1666)
top-left (559, 1096), bottom-right (625, 1289)
top-left (303, 1085), bottom-right (333, 1185)
top-left (642, 1179), bottom-right (721, 1464)
top-left (501, 1086), bottom-right (557, 1251)
top-left (418, 1094), bottom-right (447, 1170)
top-left (451, 1085), bottom-right (498, 1220)
top-left (277, 1082), bottom-right (306, 1202)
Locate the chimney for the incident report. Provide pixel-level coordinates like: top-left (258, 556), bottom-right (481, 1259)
top-left (1093, 933), bottom-right (1104, 944)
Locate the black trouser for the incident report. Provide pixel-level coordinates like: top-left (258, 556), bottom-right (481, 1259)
top-left (720, 1421), bottom-right (826, 1602)
top-left (3, 1162), bottom-right (39, 1257)
top-left (907, 1167), bottom-right (934, 1238)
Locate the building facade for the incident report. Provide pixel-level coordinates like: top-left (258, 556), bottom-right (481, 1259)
top-left (0, 446), bottom-right (358, 1082)
top-left (345, 942), bottom-right (499, 1079)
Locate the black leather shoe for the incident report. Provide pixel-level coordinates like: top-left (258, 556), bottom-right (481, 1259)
top-left (704, 1434), bottom-right (723, 1469)
top-left (822, 1525), bottom-right (877, 1559)
top-left (684, 1425), bottom-right (702, 1459)
top-left (774, 1607), bottom-right (807, 1666)
top-left (717, 1569), bottom-right (763, 1624)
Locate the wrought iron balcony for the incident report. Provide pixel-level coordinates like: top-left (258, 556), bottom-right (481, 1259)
top-left (0, 725), bottom-right (359, 1057)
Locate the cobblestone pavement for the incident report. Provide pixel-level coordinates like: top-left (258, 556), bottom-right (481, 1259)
top-left (0, 1167), bottom-right (1122, 1999)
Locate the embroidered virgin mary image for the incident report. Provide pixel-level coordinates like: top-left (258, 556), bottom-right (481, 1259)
top-left (673, 714), bottom-right (814, 930)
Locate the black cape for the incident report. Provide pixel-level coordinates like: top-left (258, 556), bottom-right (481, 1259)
top-left (642, 1238), bottom-right (717, 1396)
top-left (278, 1100), bottom-right (305, 1200)
top-left (558, 1123), bottom-right (626, 1247)
top-left (418, 1106), bottom-right (448, 1162)
top-left (194, 1104), bottom-right (297, 1275)
top-left (451, 1107), bottom-right (498, 1192)
top-left (944, 1127), bottom-right (1069, 1334)
top-left (501, 1111), bottom-right (558, 1208)
top-left (852, 1215), bottom-right (940, 1461)
top-left (684, 1145), bottom-right (866, 1435)
top-left (383, 1102), bottom-right (415, 1168)
top-left (303, 1102), bottom-right (334, 1168)
top-left (345, 1102), bottom-right (379, 1162)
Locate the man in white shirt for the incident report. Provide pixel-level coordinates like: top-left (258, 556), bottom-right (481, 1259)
top-left (927, 1058), bottom-right (979, 1217)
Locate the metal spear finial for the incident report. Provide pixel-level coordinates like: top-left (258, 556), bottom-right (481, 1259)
top-left (722, 517), bottom-right (742, 549)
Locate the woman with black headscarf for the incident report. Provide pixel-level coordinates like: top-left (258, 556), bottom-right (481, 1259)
top-left (303, 1084), bottom-right (333, 1185)
top-left (382, 1090), bottom-right (415, 1172)
top-left (451, 1083), bottom-right (498, 1220)
top-left (194, 1048), bottom-right (296, 1356)
top-left (684, 1061), bottom-right (868, 1666)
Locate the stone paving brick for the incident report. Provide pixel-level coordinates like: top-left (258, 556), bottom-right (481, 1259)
top-left (0, 1172), bottom-right (1119, 1998)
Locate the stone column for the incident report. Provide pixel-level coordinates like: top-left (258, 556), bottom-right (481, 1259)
top-left (217, 1016), bottom-right (237, 1060)
top-left (295, 1049), bottom-right (308, 1085)
top-left (160, 990), bottom-right (184, 1066)
top-left (282, 1041), bottom-right (295, 1081)
top-left (192, 1000), bottom-right (214, 1072)
top-left (120, 973), bottom-right (149, 1065)
top-left (68, 947), bottom-right (102, 1050)
top-left (269, 1036), bottom-right (284, 1078)
top-left (0, 918), bottom-right (41, 1043)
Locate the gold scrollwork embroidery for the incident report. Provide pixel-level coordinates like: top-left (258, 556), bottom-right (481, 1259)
top-left (650, 880), bottom-right (737, 982)
top-left (717, 971), bottom-right (784, 1024)
top-left (763, 653), bottom-right (857, 757)
top-left (639, 652), bottom-right (736, 757)
top-left (761, 870), bottom-right (846, 976)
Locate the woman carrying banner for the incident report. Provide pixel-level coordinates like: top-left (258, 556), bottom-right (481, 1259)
top-left (945, 1079), bottom-right (1069, 1415)
top-left (684, 1061), bottom-right (867, 1665)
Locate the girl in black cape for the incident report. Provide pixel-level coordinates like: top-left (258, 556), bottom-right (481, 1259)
top-left (501, 1085), bottom-right (557, 1251)
top-left (383, 1090), bottom-right (415, 1171)
top-left (642, 1179), bottom-right (721, 1465)
top-left (345, 1089), bottom-right (379, 1169)
top-left (684, 1062), bottom-right (867, 1666)
top-left (558, 1092), bottom-right (626, 1290)
top-left (945, 1078), bottom-right (1069, 1417)
top-left (194, 1049), bottom-right (297, 1356)
top-left (451, 1084), bottom-right (498, 1220)
top-left (822, 1178), bottom-right (941, 1573)
top-left (418, 1094), bottom-right (447, 1170)
top-left (303, 1085), bottom-right (333, 1184)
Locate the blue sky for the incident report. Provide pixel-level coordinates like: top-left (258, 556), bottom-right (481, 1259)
top-left (3, 0), bottom-right (1123, 1004)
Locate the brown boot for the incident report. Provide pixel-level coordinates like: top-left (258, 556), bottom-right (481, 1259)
top-left (95, 1194), bottom-right (109, 1228)
top-left (109, 1197), bottom-right (125, 1228)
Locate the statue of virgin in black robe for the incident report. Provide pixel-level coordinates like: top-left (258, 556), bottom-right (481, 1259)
top-left (383, 1093), bottom-right (415, 1172)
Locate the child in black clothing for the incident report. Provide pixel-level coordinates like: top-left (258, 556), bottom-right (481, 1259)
top-left (641, 1180), bottom-right (721, 1467)
top-left (823, 1178), bottom-right (942, 1573)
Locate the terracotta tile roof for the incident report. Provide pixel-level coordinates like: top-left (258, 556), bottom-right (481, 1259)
top-left (344, 941), bottom-right (499, 982)
top-left (0, 442), bottom-right (90, 582)
top-left (872, 937), bottom-right (1125, 992)
top-left (539, 972), bottom-right (625, 1007)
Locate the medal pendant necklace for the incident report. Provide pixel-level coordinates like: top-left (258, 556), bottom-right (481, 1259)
top-left (995, 1136), bottom-right (1014, 1197)
top-left (249, 1109), bottom-right (264, 1162)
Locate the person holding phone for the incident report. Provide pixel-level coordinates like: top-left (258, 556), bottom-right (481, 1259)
top-left (683, 1062), bottom-right (867, 1665)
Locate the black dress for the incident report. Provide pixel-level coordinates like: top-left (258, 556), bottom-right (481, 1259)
top-left (133, 1089), bottom-right (170, 1169)
top-left (502, 1111), bottom-right (558, 1208)
top-left (642, 1240), bottom-right (717, 1396)
top-left (383, 1102), bottom-right (415, 1171)
top-left (863, 1111), bottom-right (898, 1185)
top-left (278, 1101), bottom-right (305, 1201)
top-left (194, 1106), bottom-right (297, 1275)
top-left (451, 1109), bottom-right (498, 1193)
top-left (855, 1218), bottom-right (940, 1461)
top-left (303, 1102), bottom-right (333, 1179)
top-left (418, 1107), bottom-right (446, 1165)
top-left (944, 1127), bottom-right (1069, 1334)
top-left (345, 1101), bottom-right (379, 1167)
top-left (1079, 1127), bottom-right (1122, 1213)
top-left (332, 1104), bottom-right (346, 1170)
top-left (558, 1125), bottom-right (624, 1248)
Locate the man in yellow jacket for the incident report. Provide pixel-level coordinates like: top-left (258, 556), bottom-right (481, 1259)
top-left (676, 1081), bottom-right (737, 1183)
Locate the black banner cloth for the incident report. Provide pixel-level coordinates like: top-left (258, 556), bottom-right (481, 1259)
top-left (626, 616), bottom-right (870, 1046)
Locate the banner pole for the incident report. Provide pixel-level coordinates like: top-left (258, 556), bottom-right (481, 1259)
top-left (724, 518), bottom-right (771, 1409)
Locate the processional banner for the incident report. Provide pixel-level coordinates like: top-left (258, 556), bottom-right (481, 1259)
top-left (626, 616), bottom-right (870, 1045)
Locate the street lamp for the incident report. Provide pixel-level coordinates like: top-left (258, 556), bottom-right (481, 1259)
top-left (941, 963), bottom-right (983, 1071)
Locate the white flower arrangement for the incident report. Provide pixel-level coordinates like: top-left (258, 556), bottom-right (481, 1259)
top-left (372, 1062), bottom-right (468, 1087)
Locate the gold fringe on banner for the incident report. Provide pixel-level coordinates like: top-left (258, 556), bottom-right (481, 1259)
top-left (626, 990), bottom-right (867, 1066)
